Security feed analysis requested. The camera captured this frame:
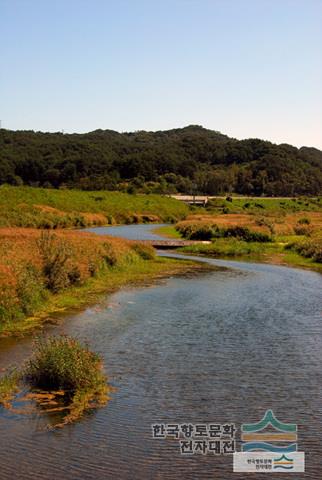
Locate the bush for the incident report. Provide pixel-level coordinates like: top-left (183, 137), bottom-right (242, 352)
top-left (131, 242), bottom-right (156, 260)
top-left (0, 283), bottom-right (21, 323)
top-left (176, 221), bottom-right (272, 242)
top-left (67, 265), bottom-right (82, 285)
top-left (25, 335), bottom-right (106, 393)
top-left (220, 226), bottom-right (272, 242)
top-left (298, 217), bottom-right (311, 225)
top-left (16, 264), bottom-right (46, 315)
top-left (175, 222), bottom-right (217, 240)
top-left (286, 234), bottom-right (322, 263)
top-left (255, 217), bottom-right (275, 234)
top-left (37, 231), bottom-right (72, 292)
top-left (22, 335), bottom-right (109, 426)
top-left (294, 224), bottom-right (313, 236)
top-left (103, 241), bottom-right (118, 266)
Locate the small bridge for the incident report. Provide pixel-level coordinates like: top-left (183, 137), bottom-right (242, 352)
top-left (169, 195), bottom-right (209, 206)
top-left (142, 240), bottom-right (211, 249)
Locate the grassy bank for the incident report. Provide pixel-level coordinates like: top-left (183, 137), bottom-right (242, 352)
top-left (0, 228), bottom-right (205, 337)
top-left (174, 210), bottom-right (322, 272)
top-left (0, 185), bottom-right (188, 228)
top-left (178, 239), bottom-right (322, 272)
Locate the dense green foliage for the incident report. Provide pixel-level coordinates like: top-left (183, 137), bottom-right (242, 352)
top-left (286, 234), bottom-right (322, 263)
top-left (1, 126), bottom-right (322, 195)
top-left (179, 238), bottom-right (272, 257)
top-left (0, 185), bottom-right (188, 227)
top-left (176, 222), bottom-right (272, 242)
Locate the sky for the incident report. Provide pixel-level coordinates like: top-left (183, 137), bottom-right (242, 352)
top-left (1, 0), bottom-right (321, 149)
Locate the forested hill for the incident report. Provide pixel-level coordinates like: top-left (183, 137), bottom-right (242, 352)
top-left (1, 125), bottom-right (322, 196)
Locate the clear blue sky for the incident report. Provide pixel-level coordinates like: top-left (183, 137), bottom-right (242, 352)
top-left (1, 0), bottom-right (321, 148)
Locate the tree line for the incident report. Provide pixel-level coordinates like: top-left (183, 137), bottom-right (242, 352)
top-left (0, 125), bottom-right (321, 195)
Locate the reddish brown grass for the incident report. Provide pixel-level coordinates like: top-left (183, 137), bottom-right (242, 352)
top-left (181, 212), bottom-right (322, 235)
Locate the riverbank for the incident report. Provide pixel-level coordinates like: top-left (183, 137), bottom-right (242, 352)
top-left (153, 225), bottom-right (322, 273)
top-left (0, 228), bottom-right (213, 337)
top-left (179, 242), bottom-right (322, 273)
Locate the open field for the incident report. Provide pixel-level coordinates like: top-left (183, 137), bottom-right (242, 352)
top-left (0, 186), bottom-right (189, 228)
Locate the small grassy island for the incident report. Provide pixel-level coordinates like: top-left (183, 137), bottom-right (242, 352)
top-left (0, 335), bottom-right (110, 428)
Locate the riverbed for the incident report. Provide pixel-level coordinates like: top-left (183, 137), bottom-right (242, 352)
top-left (0, 224), bottom-right (321, 479)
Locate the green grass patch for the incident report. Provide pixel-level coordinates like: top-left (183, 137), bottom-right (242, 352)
top-left (285, 234), bottom-right (322, 263)
top-left (0, 185), bottom-right (189, 228)
top-left (179, 238), bottom-right (322, 272)
top-left (179, 238), bottom-right (276, 257)
top-left (152, 225), bottom-right (183, 239)
top-left (206, 197), bottom-right (322, 215)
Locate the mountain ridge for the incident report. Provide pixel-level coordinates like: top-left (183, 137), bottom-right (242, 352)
top-left (1, 125), bottom-right (321, 195)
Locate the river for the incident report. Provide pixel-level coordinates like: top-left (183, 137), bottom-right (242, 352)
top-left (0, 224), bottom-right (321, 479)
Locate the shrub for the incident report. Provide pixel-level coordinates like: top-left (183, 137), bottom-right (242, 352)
top-left (175, 222), bottom-right (218, 240)
top-left (286, 234), bottom-right (322, 263)
top-left (67, 265), bottom-right (82, 285)
top-left (176, 221), bottom-right (272, 242)
top-left (186, 224), bottom-right (215, 240)
top-left (218, 226), bottom-right (272, 242)
top-left (0, 283), bottom-right (20, 323)
top-left (298, 217), bottom-right (311, 225)
top-left (255, 217), bottom-right (275, 234)
top-left (37, 231), bottom-right (72, 292)
top-left (24, 336), bottom-right (108, 426)
top-left (294, 224), bottom-right (313, 236)
top-left (131, 242), bottom-right (156, 260)
top-left (16, 264), bottom-right (46, 315)
top-left (103, 242), bottom-right (118, 266)
top-left (25, 336), bottom-right (106, 393)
